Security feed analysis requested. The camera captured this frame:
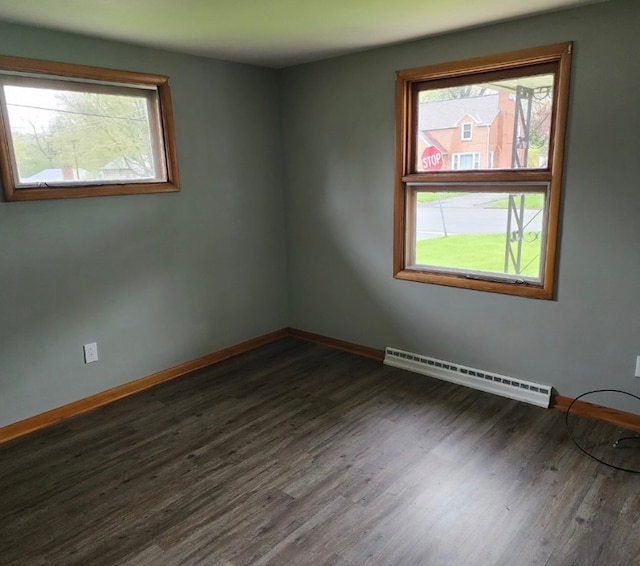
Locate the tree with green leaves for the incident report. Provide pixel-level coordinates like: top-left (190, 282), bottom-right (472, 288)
top-left (419, 85), bottom-right (490, 102)
top-left (11, 130), bottom-right (53, 178)
top-left (49, 90), bottom-right (154, 178)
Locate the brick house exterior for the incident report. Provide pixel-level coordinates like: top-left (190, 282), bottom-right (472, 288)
top-left (416, 91), bottom-right (516, 172)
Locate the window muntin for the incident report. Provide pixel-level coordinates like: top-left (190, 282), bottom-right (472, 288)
top-left (0, 55), bottom-right (179, 201)
top-left (461, 122), bottom-right (472, 140)
top-left (395, 43), bottom-right (572, 299)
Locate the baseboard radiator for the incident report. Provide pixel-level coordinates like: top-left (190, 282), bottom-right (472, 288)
top-left (384, 347), bottom-right (551, 408)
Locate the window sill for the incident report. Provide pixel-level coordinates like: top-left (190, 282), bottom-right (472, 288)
top-left (393, 267), bottom-right (552, 299)
top-left (4, 181), bottom-right (179, 202)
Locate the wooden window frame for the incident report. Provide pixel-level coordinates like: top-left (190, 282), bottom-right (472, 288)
top-left (0, 55), bottom-right (179, 201)
top-left (394, 43), bottom-right (572, 299)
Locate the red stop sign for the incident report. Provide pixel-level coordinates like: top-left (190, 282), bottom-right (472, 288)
top-left (421, 146), bottom-right (443, 171)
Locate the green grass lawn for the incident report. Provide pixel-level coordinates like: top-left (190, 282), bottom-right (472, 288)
top-left (417, 192), bottom-right (544, 209)
top-left (415, 233), bottom-right (541, 277)
top-left (486, 194), bottom-right (544, 209)
top-left (417, 192), bottom-right (458, 204)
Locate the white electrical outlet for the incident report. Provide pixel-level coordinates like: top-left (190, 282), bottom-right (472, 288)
top-left (635, 356), bottom-right (640, 378)
top-left (84, 342), bottom-right (99, 364)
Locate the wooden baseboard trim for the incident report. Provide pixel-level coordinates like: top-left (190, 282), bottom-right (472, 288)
top-left (288, 329), bottom-right (640, 430)
top-left (11, 326), bottom-right (638, 444)
top-left (552, 394), bottom-right (640, 431)
top-left (288, 328), bottom-right (385, 361)
top-left (0, 328), bottom-right (289, 445)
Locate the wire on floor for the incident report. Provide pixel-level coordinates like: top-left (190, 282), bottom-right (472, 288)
top-left (565, 389), bottom-right (640, 474)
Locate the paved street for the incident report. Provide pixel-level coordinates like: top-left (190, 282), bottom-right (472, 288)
top-left (416, 193), bottom-right (543, 240)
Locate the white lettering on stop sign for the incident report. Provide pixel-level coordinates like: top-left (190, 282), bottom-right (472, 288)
top-left (421, 146), bottom-right (444, 171)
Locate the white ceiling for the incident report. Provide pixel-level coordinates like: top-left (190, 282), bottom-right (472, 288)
top-left (0, 0), bottom-right (607, 68)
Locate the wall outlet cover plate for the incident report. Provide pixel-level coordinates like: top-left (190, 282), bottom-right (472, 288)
top-left (84, 342), bottom-right (99, 364)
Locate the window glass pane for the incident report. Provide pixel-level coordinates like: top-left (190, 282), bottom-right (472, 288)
top-left (2, 82), bottom-right (165, 186)
top-left (415, 73), bottom-right (554, 172)
top-left (410, 187), bottom-right (547, 281)
top-left (453, 153), bottom-right (479, 170)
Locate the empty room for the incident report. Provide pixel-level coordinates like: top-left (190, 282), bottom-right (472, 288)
top-left (1, 0), bottom-right (639, 564)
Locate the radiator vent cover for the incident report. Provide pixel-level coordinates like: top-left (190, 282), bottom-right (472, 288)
top-left (384, 347), bottom-right (551, 408)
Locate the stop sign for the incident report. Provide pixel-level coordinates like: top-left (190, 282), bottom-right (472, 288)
top-left (421, 146), bottom-right (443, 171)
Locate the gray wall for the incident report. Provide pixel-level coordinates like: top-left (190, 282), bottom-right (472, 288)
top-left (281, 0), bottom-right (640, 410)
top-left (2, 0), bottom-right (639, 428)
top-left (0, 23), bottom-right (288, 427)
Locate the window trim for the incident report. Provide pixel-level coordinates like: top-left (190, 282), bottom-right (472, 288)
top-left (0, 55), bottom-right (179, 201)
top-left (460, 122), bottom-right (473, 140)
top-left (394, 42), bottom-right (572, 299)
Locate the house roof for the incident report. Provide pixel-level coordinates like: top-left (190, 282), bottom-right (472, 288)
top-left (419, 94), bottom-right (500, 131)
top-left (418, 131), bottom-right (447, 153)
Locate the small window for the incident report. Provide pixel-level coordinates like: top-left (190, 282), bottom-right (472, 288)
top-left (0, 55), bottom-right (179, 201)
top-left (394, 43), bottom-right (572, 299)
top-left (452, 153), bottom-right (480, 170)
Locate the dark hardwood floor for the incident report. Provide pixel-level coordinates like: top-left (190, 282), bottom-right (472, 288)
top-left (1, 338), bottom-right (640, 566)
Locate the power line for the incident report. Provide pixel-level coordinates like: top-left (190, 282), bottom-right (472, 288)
top-left (7, 102), bottom-right (147, 122)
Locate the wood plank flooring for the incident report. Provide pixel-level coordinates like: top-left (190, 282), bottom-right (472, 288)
top-left (1, 338), bottom-right (640, 565)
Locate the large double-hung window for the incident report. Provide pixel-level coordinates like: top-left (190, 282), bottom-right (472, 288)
top-left (394, 43), bottom-right (572, 299)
